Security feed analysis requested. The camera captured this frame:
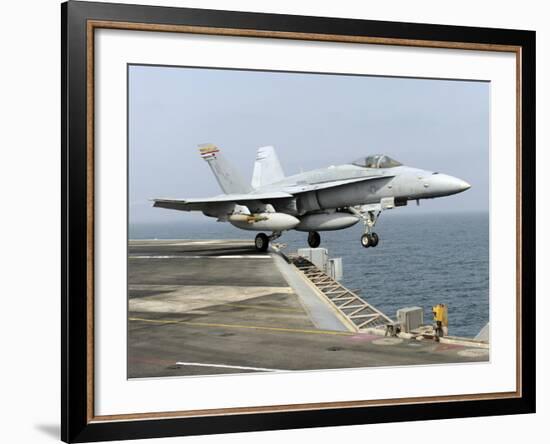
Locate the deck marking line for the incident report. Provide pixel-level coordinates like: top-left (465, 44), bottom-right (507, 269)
top-left (129, 317), bottom-right (353, 336)
top-left (457, 348), bottom-right (490, 358)
top-left (372, 337), bottom-right (404, 346)
top-left (224, 303), bottom-right (303, 313)
top-left (175, 362), bottom-right (285, 372)
top-left (129, 255), bottom-right (270, 259)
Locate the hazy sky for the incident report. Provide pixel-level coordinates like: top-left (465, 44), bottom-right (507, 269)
top-left (129, 65), bottom-right (489, 224)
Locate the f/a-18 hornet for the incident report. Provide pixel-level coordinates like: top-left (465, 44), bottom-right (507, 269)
top-left (153, 144), bottom-right (470, 252)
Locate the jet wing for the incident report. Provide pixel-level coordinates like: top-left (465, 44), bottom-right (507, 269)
top-left (282, 175), bottom-right (393, 194)
top-left (153, 191), bottom-right (293, 212)
top-left (153, 176), bottom-right (392, 212)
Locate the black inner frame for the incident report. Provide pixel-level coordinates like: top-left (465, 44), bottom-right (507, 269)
top-left (62, 1), bottom-right (536, 442)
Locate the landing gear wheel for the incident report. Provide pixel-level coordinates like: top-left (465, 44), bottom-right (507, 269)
top-left (307, 231), bottom-right (321, 248)
top-left (370, 232), bottom-right (379, 247)
top-left (255, 233), bottom-right (269, 252)
top-left (361, 233), bottom-right (371, 248)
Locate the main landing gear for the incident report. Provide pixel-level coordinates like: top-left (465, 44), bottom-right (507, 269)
top-left (349, 207), bottom-right (381, 249)
top-left (307, 231), bottom-right (321, 248)
top-left (254, 231), bottom-right (282, 252)
top-left (254, 233), bottom-right (269, 252)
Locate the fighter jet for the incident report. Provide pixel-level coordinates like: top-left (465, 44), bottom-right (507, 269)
top-left (153, 144), bottom-right (471, 252)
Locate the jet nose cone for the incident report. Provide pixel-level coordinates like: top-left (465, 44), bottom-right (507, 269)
top-left (458, 179), bottom-right (471, 192)
top-left (446, 176), bottom-right (471, 194)
top-left (429, 174), bottom-right (471, 196)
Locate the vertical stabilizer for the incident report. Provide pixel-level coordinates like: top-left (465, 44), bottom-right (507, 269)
top-left (251, 146), bottom-right (285, 189)
top-left (199, 144), bottom-right (252, 194)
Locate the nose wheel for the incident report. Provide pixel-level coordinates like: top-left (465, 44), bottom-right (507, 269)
top-left (361, 232), bottom-right (379, 248)
top-left (307, 231), bottom-right (321, 248)
top-left (349, 206), bottom-right (382, 249)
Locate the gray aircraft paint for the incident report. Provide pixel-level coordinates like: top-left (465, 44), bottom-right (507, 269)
top-left (153, 147), bottom-right (470, 248)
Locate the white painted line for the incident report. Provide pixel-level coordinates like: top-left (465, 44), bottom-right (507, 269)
top-left (372, 337), bottom-right (404, 346)
top-left (129, 240), bottom-right (251, 244)
top-left (457, 348), bottom-right (490, 358)
top-left (216, 255), bottom-right (270, 259)
top-left (175, 361), bottom-right (285, 372)
top-left (129, 255), bottom-right (271, 259)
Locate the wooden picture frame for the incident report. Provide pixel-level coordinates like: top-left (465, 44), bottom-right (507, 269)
top-left (61, 1), bottom-right (535, 442)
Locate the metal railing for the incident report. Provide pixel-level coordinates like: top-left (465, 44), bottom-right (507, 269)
top-left (289, 254), bottom-right (393, 331)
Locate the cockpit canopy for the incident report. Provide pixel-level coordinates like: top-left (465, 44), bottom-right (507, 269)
top-left (351, 154), bottom-right (402, 169)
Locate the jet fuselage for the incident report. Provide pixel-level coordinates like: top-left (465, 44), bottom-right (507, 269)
top-left (256, 164), bottom-right (470, 215)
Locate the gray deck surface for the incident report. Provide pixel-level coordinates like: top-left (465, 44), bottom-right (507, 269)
top-left (128, 240), bottom-right (489, 378)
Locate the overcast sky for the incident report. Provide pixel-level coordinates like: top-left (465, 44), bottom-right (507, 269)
top-left (129, 65), bottom-right (489, 224)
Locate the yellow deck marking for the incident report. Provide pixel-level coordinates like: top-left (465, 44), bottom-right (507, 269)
top-left (129, 317), bottom-right (353, 336)
top-left (222, 303), bottom-right (303, 313)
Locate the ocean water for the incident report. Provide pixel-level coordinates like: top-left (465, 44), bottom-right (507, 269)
top-left (130, 211), bottom-right (489, 337)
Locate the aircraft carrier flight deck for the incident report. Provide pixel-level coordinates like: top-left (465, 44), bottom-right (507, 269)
top-left (128, 239), bottom-right (488, 378)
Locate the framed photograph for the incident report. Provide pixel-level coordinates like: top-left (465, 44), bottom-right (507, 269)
top-left (61, 1), bottom-right (535, 442)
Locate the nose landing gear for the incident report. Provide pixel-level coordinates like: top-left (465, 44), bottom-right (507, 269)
top-left (349, 206), bottom-right (381, 249)
top-left (360, 232), bottom-right (379, 248)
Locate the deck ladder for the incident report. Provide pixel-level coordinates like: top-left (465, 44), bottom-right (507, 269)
top-left (289, 254), bottom-right (393, 332)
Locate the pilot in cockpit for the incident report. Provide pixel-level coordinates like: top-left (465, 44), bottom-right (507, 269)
top-left (352, 155), bottom-right (402, 169)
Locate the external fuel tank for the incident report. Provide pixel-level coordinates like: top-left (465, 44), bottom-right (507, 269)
top-left (295, 213), bottom-right (359, 232)
top-left (228, 213), bottom-right (300, 231)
